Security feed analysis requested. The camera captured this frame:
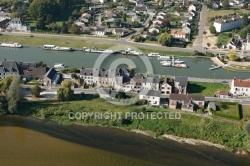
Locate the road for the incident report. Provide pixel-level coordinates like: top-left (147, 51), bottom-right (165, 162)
top-left (193, 5), bottom-right (207, 49)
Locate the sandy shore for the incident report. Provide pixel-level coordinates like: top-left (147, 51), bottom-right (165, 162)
top-left (131, 129), bottom-right (225, 149)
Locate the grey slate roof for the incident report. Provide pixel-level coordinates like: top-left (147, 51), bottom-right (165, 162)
top-left (175, 76), bottom-right (188, 87)
top-left (143, 76), bottom-right (160, 84)
top-left (80, 68), bottom-right (125, 78)
top-left (44, 68), bottom-right (57, 80)
top-left (140, 89), bottom-right (161, 97)
top-left (0, 60), bottom-right (19, 73)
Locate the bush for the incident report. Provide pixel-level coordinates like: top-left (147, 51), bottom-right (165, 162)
top-left (135, 99), bottom-right (147, 105)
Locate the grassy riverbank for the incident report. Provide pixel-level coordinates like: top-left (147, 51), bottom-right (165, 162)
top-left (21, 98), bottom-right (249, 151)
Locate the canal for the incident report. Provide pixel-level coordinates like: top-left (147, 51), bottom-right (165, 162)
top-left (0, 47), bottom-right (249, 79)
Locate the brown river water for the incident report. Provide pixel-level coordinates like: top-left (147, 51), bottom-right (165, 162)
top-left (0, 115), bottom-right (250, 166)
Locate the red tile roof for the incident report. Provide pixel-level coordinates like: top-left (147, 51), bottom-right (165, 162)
top-left (234, 79), bottom-right (250, 88)
top-left (171, 29), bottom-right (187, 36)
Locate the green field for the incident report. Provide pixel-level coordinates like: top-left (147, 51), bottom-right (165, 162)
top-left (213, 102), bottom-right (241, 120)
top-left (0, 35), bottom-right (115, 49)
top-left (188, 81), bottom-right (230, 96)
top-left (218, 33), bottom-right (231, 45)
top-left (21, 98), bottom-right (249, 150)
top-left (207, 9), bottom-right (250, 18)
top-left (243, 105), bottom-right (250, 118)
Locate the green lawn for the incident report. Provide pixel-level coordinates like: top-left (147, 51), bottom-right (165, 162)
top-left (218, 33), bottom-right (231, 45)
top-left (214, 102), bottom-right (240, 120)
top-left (188, 81), bottom-right (230, 96)
top-left (242, 105), bottom-right (250, 118)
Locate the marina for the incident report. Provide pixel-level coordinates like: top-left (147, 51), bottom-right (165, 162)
top-left (121, 48), bottom-right (143, 56)
top-left (0, 46), bottom-right (249, 79)
top-left (0, 42), bottom-right (22, 48)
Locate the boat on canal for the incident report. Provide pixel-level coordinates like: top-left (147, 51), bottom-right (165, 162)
top-left (121, 48), bottom-right (143, 56)
top-left (82, 47), bottom-right (120, 54)
top-left (43, 45), bottom-right (74, 51)
top-left (0, 43), bottom-right (22, 48)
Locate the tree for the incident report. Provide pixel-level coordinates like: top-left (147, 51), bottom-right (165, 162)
top-left (80, 7), bottom-right (86, 14)
top-left (72, 9), bottom-right (81, 18)
top-left (239, 24), bottom-right (250, 39)
top-left (0, 75), bottom-right (13, 94)
top-left (57, 81), bottom-right (74, 101)
top-left (61, 21), bottom-right (68, 34)
top-left (31, 84), bottom-right (42, 97)
top-left (46, 14), bottom-right (54, 24)
top-left (117, 91), bottom-right (126, 99)
top-left (36, 61), bottom-right (47, 67)
top-left (222, 0), bottom-right (230, 9)
top-left (69, 24), bottom-right (81, 34)
top-left (36, 17), bottom-right (45, 30)
top-left (115, 19), bottom-right (122, 27)
top-left (242, 15), bottom-right (249, 27)
top-left (123, 14), bottom-right (127, 22)
top-left (228, 49), bottom-right (238, 61)
top-left (7, 76), bottom-right (21, 114)
top-left (209, 25), bottom-right (217, 34)
top-left (158, 33), bottom-right (173, 46)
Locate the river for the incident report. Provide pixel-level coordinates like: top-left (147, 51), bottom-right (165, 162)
top-left (0, 47), bottom-right (249, 79)
top-left (0, 116), bottom-right (250, 166)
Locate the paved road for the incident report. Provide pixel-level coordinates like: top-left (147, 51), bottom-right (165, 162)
top-left (193, 5), bottom-right (207, 49)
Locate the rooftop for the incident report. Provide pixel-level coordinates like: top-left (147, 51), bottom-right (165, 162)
top-left (233, 78), bottom-right (250, 88)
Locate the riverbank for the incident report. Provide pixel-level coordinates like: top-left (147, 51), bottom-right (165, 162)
top-left (21, 99), bottom-right (250, 153)
top-left (2, 115), bottom-right (250, 166)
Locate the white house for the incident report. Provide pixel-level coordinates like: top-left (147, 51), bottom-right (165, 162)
top-left (171, 30), bottom-right (189, 42)
top-left (230, 78), bottom-right (250, 96)
top-left (0, 12), bottom-right (11, 21)
top-left (188, 4), bottom-right (196, 11)
top-left (156, 15), bottom-right (164, 20)
top-left (139, 89), bottom-right (161, 106)
top-left (112, 28), bottom-right (125, 35)
top-left (95, 27), bottom-right (106, 36)
top-left (213, 16), bottom-right (243, 33)
top-left (160, 78), bottom-right (174, 95)
top-left (7, 18), bottom-right (30, 31)
top-left (148, 27), bottom-right (160, 33)
top-left (141, 76), bottom-right (160, 90)
top-left (0, 60), bottom-right (19, 79)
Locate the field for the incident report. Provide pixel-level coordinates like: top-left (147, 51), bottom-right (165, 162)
top-left (207, 9), bottom-right (250, 18)
top-left (188, 82), bottom-right (230, 96)
top-left (213, 102), bottom-right (241, 120)
top-left (21, 98), bottom-right (249, 150)
top-left (242, 105), bottom-right (250, 118)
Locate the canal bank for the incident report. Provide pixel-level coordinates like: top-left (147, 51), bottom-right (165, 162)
top-left (1, 115), bottom-right (250, 166)
top-left (0, 47), bottom-right (250, 79)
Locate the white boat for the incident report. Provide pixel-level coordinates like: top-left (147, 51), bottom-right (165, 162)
top-left (174, 64), bottom-right (188, 68)
top-left (162, 61), bottom-right (172, 67)
top-left (122, 48), bottom-right (143, 56)
top-left (158, 56), bottom-right (171, 60)
top-left (148, 53), bottom-right (160, 57)
top-left (0, 43), bottom-right (22, 48)
top-left (43, 45), bottom-right (74, 51)
top-left (160, 60), bottom-right (171, 64)
top-left (209, 66), bottom-right (221, 70)
top-left (174, 59), bottom-right (185, 64)
top-left (54, 63), bottom-right (66, 69)
top-left (82, 47), bottom-right (119, 54)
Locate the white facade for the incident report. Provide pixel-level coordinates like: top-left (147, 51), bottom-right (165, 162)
top-left (7, 18), bottom-right (29, 31)
top-left (161, 83), bottom-right (172, 95)
top-left (213, 17), bottom-right (243, 33)
top-left (148, 27), bottom-right (160, 33)
top-left (99, 0), bottom-right (107, 3)
top-left (188, 5), bottom-right (196, 11)
top-left (230, 78), bottom-right (250, 96)
top-left (139, 90), bottom-right (161, 106)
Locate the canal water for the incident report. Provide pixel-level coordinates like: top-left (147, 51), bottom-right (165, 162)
top-left (1, 116), bottom-right (250, 166)
top-left (0, 47), bottom-right (249, 79)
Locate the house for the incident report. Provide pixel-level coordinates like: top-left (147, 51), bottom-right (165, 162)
top-left (213, 16), bottom-right (243, 33)
top-left (226, 38), bottom-right (242, 49)
top-left (184, 13), bottom-right (193, 20)
top-left (97, 88), bottom-right (117, 99)
top-left (245, 33), bottom-right (250, 50)
top-left (7, 18), bottom-right (30, 31)
top-left (81, 13), bottom-right (91, 19)
top-left (0, 12), bottom-right (11, 21)
top-left (188, 4), bottom-right (196, 11)
top-left (158, 12), bottom-right (166, 16)
top-left (116, 6), bottom-right (125, 12)
top-left (112, 28), bottom-right (126, 35)
top-left (142, 75), bottom-right (160, 90)
top-left (79, 68), bottom-right (94, 85)
top-left (174, 76), bottom-right (188, 94)
top-left (136, 0), bottom-right (144, 7)
top-left (74, 21), bottom-right (90, 33)
top-left (171, 30), bottom-right (189, 42)
top-left (18, 62), bottom-right (48, 80)
top-left (95, 27), bottom-right (106, 36)
top-left (160, 77), bottom-right (174, 95)
top-left (139, 89), bottom-right (161, 106)
top-left (214, 90), bottom-right (230, 98)
top-left (182, 26), bottom-right (191, 34)
top-left (0, 60), bottom-right (19, 79)
top-left (126, 11), bottom-right (137, 17)
top-left (208, 101), bottom-right (216, 111)
top-left (122, 73), bottom-right (143, 92)
top-left (134, 6), bottom-right (147, 14)
top-left (148, 27), bottom-right (160, 33)
top-left (169, 94), bottom-right (205, 112)
top-left (132, 15), bottom-right (140, 22)
top-left (43, 68), bottom-right (62, 86)
top-left (146, 6), bottom-right (156, 12)
top-left (156, 15), bottom-right (164, 20)
top-left (230, 78), bottom-right (250, 96)
top-left (99, 0), bottom-right (107, 3)
top-left (188, 10), bottom-right (195, 17)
